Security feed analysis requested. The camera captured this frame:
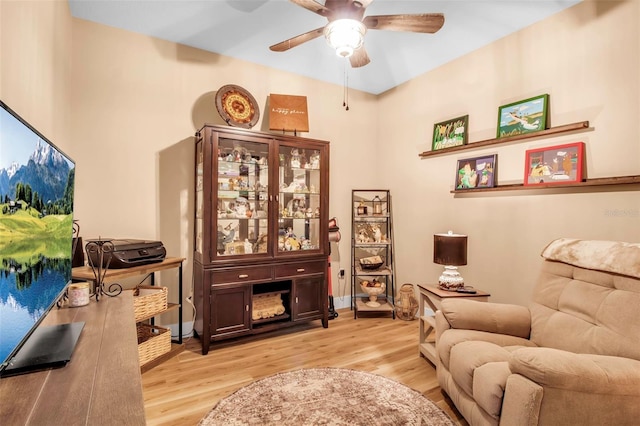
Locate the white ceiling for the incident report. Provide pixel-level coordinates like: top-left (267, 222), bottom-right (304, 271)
top-left (68, 0), bottom-right (581, 95)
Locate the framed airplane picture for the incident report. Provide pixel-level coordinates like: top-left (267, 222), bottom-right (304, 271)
top-left (497, 94), bottom-right (549, 138)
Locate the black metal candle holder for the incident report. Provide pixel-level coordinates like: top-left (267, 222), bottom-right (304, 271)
top-left (85, 239), bottom-right (122, 301)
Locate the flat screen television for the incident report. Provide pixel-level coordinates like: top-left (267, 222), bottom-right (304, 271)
top-left (0, 100), bottom-right (83, 377)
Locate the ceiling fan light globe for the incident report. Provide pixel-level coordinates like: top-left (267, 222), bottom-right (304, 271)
top-left (324, 19), bottom-right (366, 58)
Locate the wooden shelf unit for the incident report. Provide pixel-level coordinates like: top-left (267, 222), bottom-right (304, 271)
top-left (72, 257), bottom-right (185, 371)
top-left (193, 125), bottom-right (330, 355)
top-left (452, 174), bottom-right (640, 193)
top-left (418, 121), bottom-right (590, 158)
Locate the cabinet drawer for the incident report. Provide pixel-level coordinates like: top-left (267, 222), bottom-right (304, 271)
top-left (211, 266), bottom-right (273, 285)
top-left (275, 261), bottom-right (325, 279)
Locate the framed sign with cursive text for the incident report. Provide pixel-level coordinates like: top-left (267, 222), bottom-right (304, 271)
top-left (269, 94), bottom-right (309, 133)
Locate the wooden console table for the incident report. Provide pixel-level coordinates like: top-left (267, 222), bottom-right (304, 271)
top-left (417, 284), bottom-right (490, 365)
top-left (72, 257), bottom-right (185, 371)
top-left (0, 293), bottom-right (146, 425)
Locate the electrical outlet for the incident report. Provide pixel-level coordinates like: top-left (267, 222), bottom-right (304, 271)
top-left (338, 269), bottom-right (345, 278)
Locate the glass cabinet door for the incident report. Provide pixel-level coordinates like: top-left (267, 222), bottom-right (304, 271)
top-left (214, 137), bottom-right (270, 257)
top-left (277, 145), bottom-right (322, 253)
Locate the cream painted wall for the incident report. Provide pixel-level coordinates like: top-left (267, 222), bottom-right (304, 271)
top-left (1, 0), bottom-right (73, 153)
top-left (2, 0), bottom-right (639, 318)
top-left (378, 0), bottom-right (640, 305)
top-left (68, 19), bottom-right (379, 312)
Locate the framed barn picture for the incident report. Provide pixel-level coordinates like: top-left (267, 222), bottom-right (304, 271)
top-left (524, 142), bottom-right (585, 186)
top-left (454, 154), bottom-right (498, 190)
top-left (497, 94), bottom-right (549, 138)
top-left (432, 115), bottom-right (468, 151)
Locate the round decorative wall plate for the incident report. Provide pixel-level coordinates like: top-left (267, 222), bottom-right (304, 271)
top-left (215, 84), bottom-right (260, 128)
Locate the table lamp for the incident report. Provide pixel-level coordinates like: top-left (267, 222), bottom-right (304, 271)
top-left (434, 231), bottom-right (468, 291)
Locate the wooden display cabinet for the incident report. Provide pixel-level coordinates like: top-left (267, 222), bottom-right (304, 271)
top-left (193, 125), bottom-right (330, 354)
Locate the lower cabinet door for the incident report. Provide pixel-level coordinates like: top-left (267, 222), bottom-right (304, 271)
top-left (210, 285), bottom-right (251, 337)
top-left (292, 276), bottom-right (325, 321)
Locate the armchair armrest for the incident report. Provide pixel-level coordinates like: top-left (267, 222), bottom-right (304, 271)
top-left (440, 299), bottom-right (531, 339)
top-left (509, 347), bottom-right (640, 395)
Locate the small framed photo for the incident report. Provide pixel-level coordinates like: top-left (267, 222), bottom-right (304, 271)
top-left (455, 154), bottom-right (497, 190)
top-left (524, 142), bottom-right (585, 186)
top-left (432, 115), bottom-right (468, 151)
top-left (497, 94), bottom-right (549, 138)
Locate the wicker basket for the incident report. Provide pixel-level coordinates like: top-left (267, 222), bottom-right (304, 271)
top-left (137, 324), bottom-right (171, 366)
top-left (133, 285), bottom-right (168, 322)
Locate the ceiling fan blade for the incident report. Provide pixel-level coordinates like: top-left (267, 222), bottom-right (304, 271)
top-left (290, 0), bottom-right (331, 17)
top-left (269, 27), bottom-right (325, 52)
top-left (363, 13), bottom-right (445, 33)
top-left (350, 46), bottom-right (370, 68)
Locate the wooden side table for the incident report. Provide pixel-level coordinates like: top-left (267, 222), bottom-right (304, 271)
top-left (417, 284), bottom-right (490, 366)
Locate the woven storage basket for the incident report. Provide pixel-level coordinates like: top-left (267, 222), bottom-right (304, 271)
top-left (133, 285), bottom-right (168, 322)
top-left (137, 323), bottom-right (171, 366)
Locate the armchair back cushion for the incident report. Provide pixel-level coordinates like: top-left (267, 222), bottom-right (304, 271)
top-left (530, 241), bottom-right (640, 361)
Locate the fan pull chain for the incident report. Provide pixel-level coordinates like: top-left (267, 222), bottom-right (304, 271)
top-left (343, 59), bottom-right (349, 111)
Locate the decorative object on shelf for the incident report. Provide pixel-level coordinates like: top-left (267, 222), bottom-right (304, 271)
top-left (360, 279), bottom-right (386, 307)
top-left (252, 293), bottom-right (286, 320)
top-left (524, 142), bottom-right (585, 186)
top-left (357, 200), bottom-right (368, 216)
top-left (395, 283), bottom-right (418, 321)
top-left (432, 114), bottom-right (469, 151)
top-left (433, 231), bottom-right (468, 291)
top-left (355, 222), bottom-right (386, 244)
top-left (269, 94), bottom-right (309, 133)
top-left (137, 324), bottom-right (171, 367)
top-left (85, 239), bottom-right (123, 300)
top-left (455, 154), bottom-right (497, 190)
top-left (497, 93), bottom-right (549, 138)
top-left (67, 282), bottom-right (90, 307)
top-left (372, 195), bottom-right (383, 215)
top-left (359, 255), bottom-right (384, 270)
top-left (133, 285), bottom-right (168, 323)
top-left (215, 84), bottom-right (260, 128)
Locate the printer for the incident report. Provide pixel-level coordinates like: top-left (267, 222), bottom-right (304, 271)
top-left (86, 239), bottom-right (166, 269)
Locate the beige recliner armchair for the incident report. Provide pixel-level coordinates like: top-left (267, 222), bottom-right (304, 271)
top-left (435, 238), bottom-right (640, 426)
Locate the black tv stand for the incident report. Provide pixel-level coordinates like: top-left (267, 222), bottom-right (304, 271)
top-left (0, 322), bottom-right (84, 377)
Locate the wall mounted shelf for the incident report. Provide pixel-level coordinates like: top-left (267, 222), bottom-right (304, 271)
top-left (451, 175), bottom-right (640, 194)
top-left (419, 121), bottom-right (590, 159)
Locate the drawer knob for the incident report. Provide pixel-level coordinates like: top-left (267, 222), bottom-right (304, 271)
top-left (238, 274), bottom-right (249, 279)
top-left (296, 268), bottom-right (305, 273)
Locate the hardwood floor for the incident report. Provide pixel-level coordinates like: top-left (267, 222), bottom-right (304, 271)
top-left (142, 308), bottom-right (467, 425)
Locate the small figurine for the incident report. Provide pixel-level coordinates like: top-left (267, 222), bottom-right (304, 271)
top-left (372, 224), bottom-right (383, 243)
top-left (290, 148), bottom-right (301, 168)
top-left (309, 150), bottom-right (320, 169)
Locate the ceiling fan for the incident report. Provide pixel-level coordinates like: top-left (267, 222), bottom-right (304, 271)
top-left (269, 0), bottom-right (445, 68)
